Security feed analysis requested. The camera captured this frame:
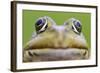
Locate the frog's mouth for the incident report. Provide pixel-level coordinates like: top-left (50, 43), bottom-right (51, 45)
top-left (24, 46), bottom-right (89, 62)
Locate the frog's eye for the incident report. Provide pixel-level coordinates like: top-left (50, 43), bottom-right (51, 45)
top-left (35, 18), bottom-right (48, 33)
top-left (72, 20), bottom-right (82, 34)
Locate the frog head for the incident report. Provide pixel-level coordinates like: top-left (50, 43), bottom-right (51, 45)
top-left (24, 16), bottom-right (89, 62)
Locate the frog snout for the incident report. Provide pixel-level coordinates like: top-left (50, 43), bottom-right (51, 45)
top-left (54, 32), bottom-right (64, 47)
top-left (53, 26), bottom-right (67, 47)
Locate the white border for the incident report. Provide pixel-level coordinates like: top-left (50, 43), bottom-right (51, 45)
top-left (17, 3), bottom-right (96, 69)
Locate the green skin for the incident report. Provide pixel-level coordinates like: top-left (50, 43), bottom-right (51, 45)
top-left (23, 17), bottom-right (89, 62)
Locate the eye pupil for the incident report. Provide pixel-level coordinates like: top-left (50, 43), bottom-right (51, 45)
top-left (76, 22), bottom-right (80, 27)
top-left (36, 19), bottom-right (43, 25)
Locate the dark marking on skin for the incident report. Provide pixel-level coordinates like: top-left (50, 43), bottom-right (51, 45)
top-left (28, 51), bottom-right (33, 57)
top-left (83, 50), bottom-right (87, 56)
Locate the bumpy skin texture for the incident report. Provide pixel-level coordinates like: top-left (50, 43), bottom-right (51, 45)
top-left (23, 16), bottom-right (89, 62)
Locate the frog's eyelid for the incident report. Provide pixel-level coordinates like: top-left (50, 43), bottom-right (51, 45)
top-left (44, 16), bottom-right (57, 25)
top-left (63, 18), bottom-right (75, 25)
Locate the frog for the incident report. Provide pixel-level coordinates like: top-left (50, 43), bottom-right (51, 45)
top-left (23, 16), bottom-right (89, 62)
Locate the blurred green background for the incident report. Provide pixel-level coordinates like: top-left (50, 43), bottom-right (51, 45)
top-left (23, 10), bottom-right (91, 48)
